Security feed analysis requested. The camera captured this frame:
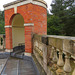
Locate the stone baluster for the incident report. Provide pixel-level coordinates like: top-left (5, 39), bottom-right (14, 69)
top-left (38, 40), bottom-right (39, 49)
top-left (63, 53), bottom-right (72, 75)
top-left (3, 37), bottom-right (5, 49)
top-left (33, 39), bottom-right (35, 50)
top-left (34, 40), bottom-right (35, 49)
top-left (47, 45), bottom-right (51, 65)
top-left (56, 50), bottom-right (64, 75)
top-left (51, 47), bottom-right (58, 75)
top-left (43, 44), bottom-right (48, 73)
top-left (50, 47), bottom-right (53, 60)
top-left (48, 46), bottom-right (53, 60)
top-left (52, 47), bottom-right (58, 63)
top-left (36, 40), bottom-right (38, 48)
top-left (72, 61), bottom-right (75, 75)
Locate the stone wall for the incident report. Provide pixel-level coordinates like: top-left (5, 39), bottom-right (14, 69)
top-left (33, 34), bottom-right (75, 75)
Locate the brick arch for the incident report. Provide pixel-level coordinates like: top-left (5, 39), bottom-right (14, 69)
top-left (11, 14), bottom-right (25, 50)
top-left (9, 13), bottom-right (24, 25)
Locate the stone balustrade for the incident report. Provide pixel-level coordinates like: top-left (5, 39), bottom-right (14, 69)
top-left (0, 34), bottom-right (5, 50)
top-left (33, 34), bottom-right (75, 75)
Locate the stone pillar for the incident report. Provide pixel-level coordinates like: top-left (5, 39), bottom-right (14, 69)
top-left (63, 53), bottom-right (71, 75)
top-left (5, 25), bottom-right (13, 52)
top-left (24, 23), bottom-right (34, 56)
top-left (47, 45), bottom-right (52, 65)
top-left (51, 47), bottom-right (58, 75)
top-left (3, 35), bottom-right (6, 49)
top-left (56, 50), bottom-right (64, 75)
top-left (72, 61), bottom-right (75, 75)
top-left (43, 44), bottom-right (48, 73)
top-left (52, 47), bottom-right (58, 63)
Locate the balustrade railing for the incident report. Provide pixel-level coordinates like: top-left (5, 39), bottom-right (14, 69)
top-left (33, 34), bottom-right (75, 75)
top-left (0, 34), bottom-right (5, 50)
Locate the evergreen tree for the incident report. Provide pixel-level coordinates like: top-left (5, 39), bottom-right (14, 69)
top-left (47, 14), bottom-right (64, 35)
top-left (0, 10), bottom-right (5, 34)
top-left (50, 0), bottom-right (75, 36)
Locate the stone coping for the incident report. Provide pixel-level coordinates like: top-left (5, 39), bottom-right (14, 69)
top-left (3, 0), bottom-right (47, 8)
top-left (42, 35), bottom-right (75, 40)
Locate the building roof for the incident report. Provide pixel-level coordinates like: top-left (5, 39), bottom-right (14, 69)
top-left (3, 0), bottom-right (47, 8)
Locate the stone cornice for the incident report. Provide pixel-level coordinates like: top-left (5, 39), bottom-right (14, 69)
top-left (24, 23), bottom-right (34, 26)
top-left (3, 0), bottom-right (47, 10)
top-left (5, 25), bottom-right (12, 28)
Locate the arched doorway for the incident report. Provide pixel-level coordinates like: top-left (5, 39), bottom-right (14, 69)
top-left (12, 14), bottom-right (25, 52)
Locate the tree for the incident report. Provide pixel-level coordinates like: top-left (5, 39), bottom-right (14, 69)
top-left (64, 0), bottom-right (75, 36)
top-left (47, 15), bottom-right (64, 35)
top-left (50, 0), bottom-right (75, 36)
top-left (0, 10), bottom-right (5, 34)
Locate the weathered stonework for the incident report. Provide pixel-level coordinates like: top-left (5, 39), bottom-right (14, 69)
top-left (33, 34), bottom-right (75, 75)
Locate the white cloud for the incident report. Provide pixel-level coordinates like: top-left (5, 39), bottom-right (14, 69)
top-left (44, 0), bottom-right (52, 13)
top-left (0, 0), bottom-right (52, 12)
top-left (0, 0), bottom-right (16, 10)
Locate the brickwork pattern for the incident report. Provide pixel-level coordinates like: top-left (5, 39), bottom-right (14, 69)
top-left (5, 3), bottom-right (47, 53)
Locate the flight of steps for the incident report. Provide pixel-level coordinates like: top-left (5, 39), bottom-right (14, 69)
top-left (11, 45), bottom-right (25, 58)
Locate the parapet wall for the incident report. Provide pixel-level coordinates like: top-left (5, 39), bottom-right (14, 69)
top-left (33, 34), bottom-right (75, 75)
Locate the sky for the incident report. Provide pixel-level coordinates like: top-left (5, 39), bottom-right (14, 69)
top-left (0, 0), bottom-right (52, 13)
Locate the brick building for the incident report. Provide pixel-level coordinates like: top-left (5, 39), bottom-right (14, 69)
top-left (3, 0), bottom-right (47, 55)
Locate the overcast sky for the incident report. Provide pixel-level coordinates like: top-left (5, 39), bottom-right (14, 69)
top-left (0, 0), bottom-right (52, 12)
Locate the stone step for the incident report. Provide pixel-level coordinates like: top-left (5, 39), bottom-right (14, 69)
top-left (10, 52), bottom-right (24, 59)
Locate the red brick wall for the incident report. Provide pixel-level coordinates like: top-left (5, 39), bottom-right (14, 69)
top-left (5, 3), bottom-right (47, 53)
top-left (25, 26), bottom-right (34, 53)
top-left (17, 4), bottom-right (47, 35)
top-left (5, 8), bottom-right (14, 50)
top-left (5, 28), bottom-right (12, 49)
top-left (5, 8), bottom-right (14, 25)
top-left (32, 5), bottom-right (47, 35)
